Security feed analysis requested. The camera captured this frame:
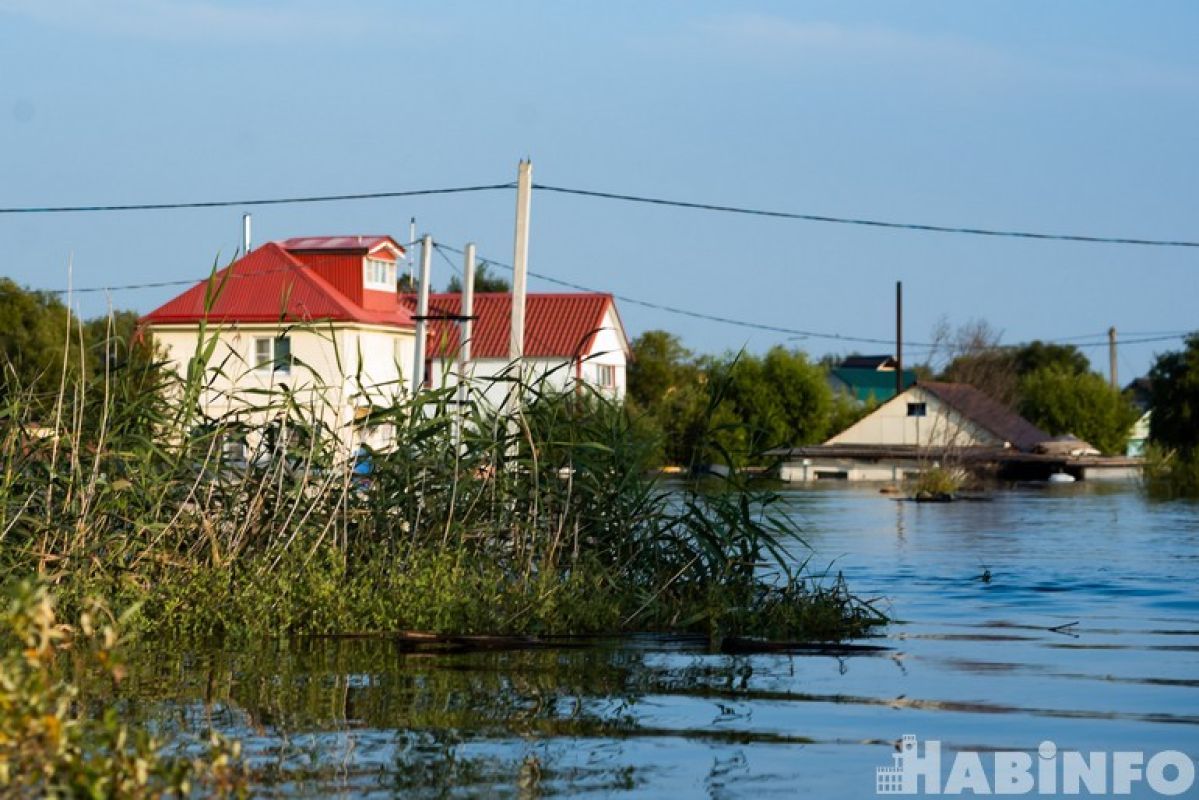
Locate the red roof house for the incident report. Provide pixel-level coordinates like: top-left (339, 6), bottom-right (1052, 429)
top-left (143, 236), bottom-right (413, 328)
top-left (400, 292), bottom-right (628, 360)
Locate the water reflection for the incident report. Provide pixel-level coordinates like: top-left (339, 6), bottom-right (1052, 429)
top-left (103, 486), bottom-right (1198, 797)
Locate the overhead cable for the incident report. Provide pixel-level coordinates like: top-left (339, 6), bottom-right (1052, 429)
top-left (533, 184), bottom-right (1199, 248)
top-left (0, 184), bottom-right (514, 214)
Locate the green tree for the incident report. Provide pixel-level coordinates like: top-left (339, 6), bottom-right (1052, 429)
top-left (1013, 340), bottom-right (1090, 377)
top-left (0, 279), bottom-right (78, 406)
top-left (725, 347), bottom-right (832, 451)
top-left (626, 331), bottom-right (709, 466)
top-left (445, 264), bottom-right (510, 293)
top-left (1018, 368), bottom-right (1140, 455)
top-left (1148, 333), bottom-right (1199, 452)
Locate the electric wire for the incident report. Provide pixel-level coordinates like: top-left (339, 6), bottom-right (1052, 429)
top-left (432, 243), bottom-right (930, 348)
top-left (532, 184), bottom-right (1199, 248)
top-left (29, 238), bottom-right (1193, 355)
top-left (0, 184), bottom-right (515, 214)
top-left (3, 179), bottom-right (1197, 248)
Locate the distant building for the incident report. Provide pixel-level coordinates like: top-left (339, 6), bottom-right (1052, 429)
top-left (828, 354), bottom-right (916, 404)
top-left (772, 382), bottom-right (1140, 482)
top-left (1125, 377), bottom-right (1152, 457)
top-left (401, 292), bottom-right (630, 408)
top-left (827, 381), bottom-right (1048, 452)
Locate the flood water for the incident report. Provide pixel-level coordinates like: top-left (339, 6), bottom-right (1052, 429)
top-left (120, 485), bottom-right (1199, 797)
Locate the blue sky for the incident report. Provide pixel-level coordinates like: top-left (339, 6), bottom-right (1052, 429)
top-left (1, 0), bottom-right (1196, 379)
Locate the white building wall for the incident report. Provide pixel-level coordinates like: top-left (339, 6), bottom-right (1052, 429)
top-left (827, 386), bottom-right (1003, 448)
top-left (150, 322), bottom-right (415, 449)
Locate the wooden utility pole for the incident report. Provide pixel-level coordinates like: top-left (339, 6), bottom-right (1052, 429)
top-left (509, 160), bottom-right (532, 362)
top-left (896, 280), bottom-right (904, 396)
top-left (1109, 326), bottom-right (1118, 390)
top-left (412, 234), bottom-right (432, 394)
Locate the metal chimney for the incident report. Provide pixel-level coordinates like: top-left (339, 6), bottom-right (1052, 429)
top-left (242, 214), bottom-right (252, 256)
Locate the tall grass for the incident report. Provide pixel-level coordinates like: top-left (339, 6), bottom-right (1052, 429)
top-left (0, 312), bottom-right (884, 643)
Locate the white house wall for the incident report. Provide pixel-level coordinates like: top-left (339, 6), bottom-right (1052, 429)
top-left (151, 323), bottom-right (415, 449)
top-left (826, 386), bottom-right (1003, 449)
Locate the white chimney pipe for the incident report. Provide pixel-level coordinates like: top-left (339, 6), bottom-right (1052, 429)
top-left (242, 213), bottom-right (252, 256)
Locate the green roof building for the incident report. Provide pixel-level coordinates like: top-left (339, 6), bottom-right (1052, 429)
top-left (828, 355), bottom-right (916, 403)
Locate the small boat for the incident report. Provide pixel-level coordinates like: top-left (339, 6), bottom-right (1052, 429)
top-left (1047, 472), bottom-right (1076, 484)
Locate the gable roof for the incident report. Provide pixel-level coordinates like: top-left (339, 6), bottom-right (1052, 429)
top-left (400, 292), bottom-right (627, 360)
top-left (141, 242), bottom-right (415, 328)
top-left (919, 381), bottom-right (1050, 452)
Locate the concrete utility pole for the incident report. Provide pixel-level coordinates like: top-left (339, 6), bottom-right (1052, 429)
top-left (509, 160), bottom-right (532, 362)
top-left (412, 234), bottom-right (432, 394)
top-left (407, 217), bottom-right (416, 285)
top-left (459, 242), bottom-right (476, 406)
top-left (895, 280), bottom-right (904, 396)
top-left (1109, 326), bottom-right (1118, 390)
top-left (242, 214), bottom-right (252, 256)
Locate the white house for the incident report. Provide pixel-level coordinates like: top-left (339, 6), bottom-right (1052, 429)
top-left (775, 382), bottom-right (1050, 482)
top-left (143, 235), bottom-right (416, 450)
top-left (827, 382), bottom-right (1047, 451)
top-left (401, 292), bottom-right (631, 410)
top-left (142, 237), bottom-right (632, 451)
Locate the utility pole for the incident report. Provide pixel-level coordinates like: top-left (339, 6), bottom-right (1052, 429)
top-left (412, 234), bottom-right (432, 395)
top-left (242, 213), bottom-right (252, 256)
top-left (895, 280), bottom-right (904, 396)
top-left (1109, 326), bottom-right (1118, 390)
top-left (407, 217), bottom-right (416, 286)
top-left (509, 160), bottom-right (532, 363)
top-left (459, 242), bottom-right (476, 408)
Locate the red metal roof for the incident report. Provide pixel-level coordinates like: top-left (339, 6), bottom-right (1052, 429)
top-left (401, 293), bottom-right (624, 359)
top-left (141, 242), bottom-right (414, 328)
top-left (281, 235), bottom-right (403, 254)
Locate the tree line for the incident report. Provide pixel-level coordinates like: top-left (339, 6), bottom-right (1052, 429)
top-left (628, 320), bottom-right (1197, 467)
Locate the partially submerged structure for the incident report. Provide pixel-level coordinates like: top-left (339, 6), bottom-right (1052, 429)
top-left (772, 381), bottom-right (1141, 482)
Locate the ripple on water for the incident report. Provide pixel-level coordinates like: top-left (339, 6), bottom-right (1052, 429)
top-left (114, 486), bottom-right (1197, 797)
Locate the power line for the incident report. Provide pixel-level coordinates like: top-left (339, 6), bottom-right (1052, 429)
top-left (433, 243), bottom-right (927, 348)
top-left (0, 184), bottom-right (514, 214)
top-left (28, 238), bottom-right (1194, 354)
top-left (4, 177), bottom-right (1197, 248)
top-left (533, 184), bottom-right (1199, 249)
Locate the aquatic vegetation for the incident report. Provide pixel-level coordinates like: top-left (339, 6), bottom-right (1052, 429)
top-left (0, 581), bottom-right (246, 798)
top-left (907, 465), bottom-right (966, 499)
top-left (1142, 444), bottom-right (1199, 500)
top-left (0, 315), bottom-right (885, 644)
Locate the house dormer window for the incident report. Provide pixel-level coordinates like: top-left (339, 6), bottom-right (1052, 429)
top-left (364, 257), bottom-right (396, 291)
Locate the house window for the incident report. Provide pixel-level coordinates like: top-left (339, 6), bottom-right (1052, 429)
top-left (907, 402), bottom-right (927, 417)
top-left (254, 336), bottom-right (292, 374)
top-left (364, 257), bottom-right (395, 290)
top-left (596, 364), bottom-right (616, 388)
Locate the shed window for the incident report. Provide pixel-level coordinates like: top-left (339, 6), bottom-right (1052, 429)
top-left (907, 402), bottom-right (927, 417)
